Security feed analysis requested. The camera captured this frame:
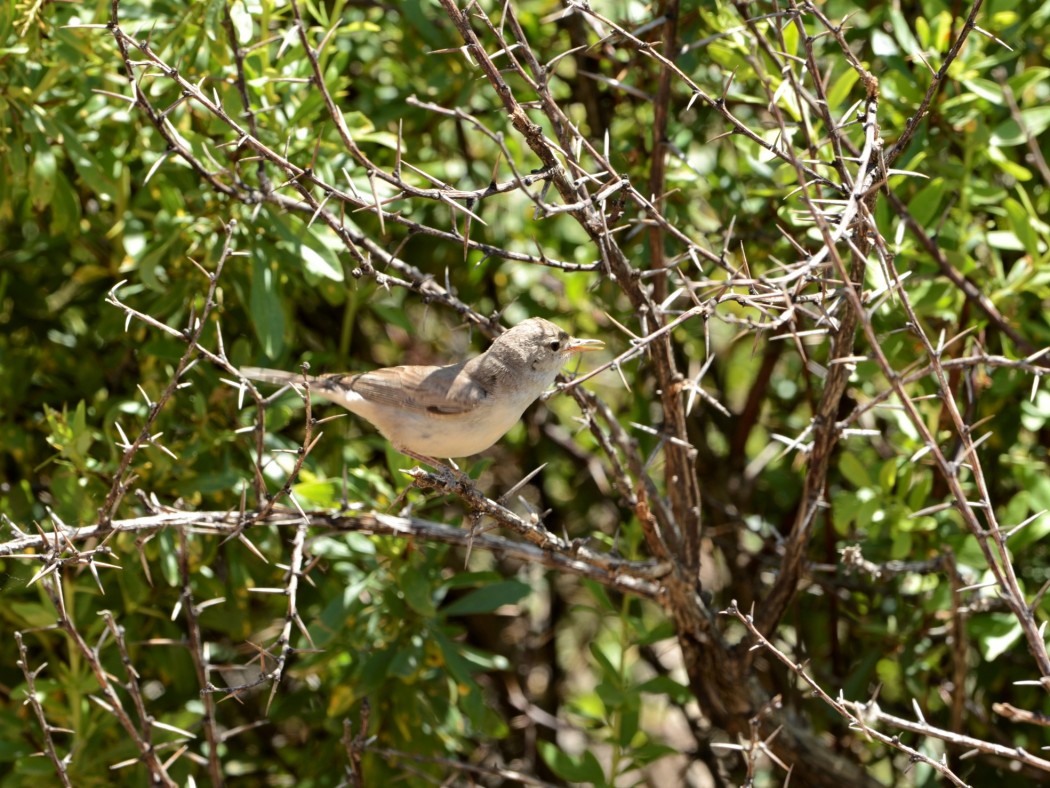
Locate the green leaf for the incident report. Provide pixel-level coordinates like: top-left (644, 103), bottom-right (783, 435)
top-left (589, 642), bottom-right (623, 688)
top-left (538, 741), bottom-right (607, 784)
top-left (431, 628), bottom-right (477, 685)
top-left (780, 18), bottom-right (798, 57)
top-left (291, 479), bottom-right (341, 507)
top-left (250, 256), bottom-right (286, 358)
top-left (1004, 197), bottom-right (1041, 260)
top-left (8, 602), bottom-right (59, 629)
top-left (1021, 389), bottom-right (1050, 431)
top-left (1007, 477), bottom-right (1050, 551)
top-left (826, 68), bottom-right (860, 112)
top-left (636, 618), bottom-right (676, 646)
top-left (629, 741), bottom-right (680, 767)
top-left (989, 152), bottom-right (1031, 192)
top-left (840, 452), bottom-right (872, 489)
top-left (159, 530), bottom-right (179, 587)
top-left (890, 527), bottom-right (912, 560)
top-left (369, 303), bottom-right (415, 335)
top-left (636, 675), bottom-right (693, 704)
top-left (300, 241), bottom-right (344, 283)
top-left (228, 0), bottom-right (253, 44)
top-left (878, 459), bottom-right (898, 493)
top-left (357, 647), bottom-right (394, 694)
top-left (617, 702), bottom-right (639, 748)
top-left (29, 138), bottom-right (56, 211)
top-left (388, 643), bottom-right (421, 678)
top-left (961, 78), bottom-right (1002, 103)
top-left (56, 123), bottom-right (119, 201)
top-left (914, 14), bottom-right (930, 48)
top-left (440, 580), bottom-right (530, 616)
top-left (42, 401), bottom-right (94, 471)
top-left (977, 614), bottom-right (1023, 662)
top-left (440, 571), bottom-right (504, 589)
top-left (907, 178), bottom-right (946, 228)
top-left (907, 473), bottom-right (934, 511)
top-left (991, 106), bottom-right (1050, 146)
top-left (584, 578), bottom-right (616, 612)
top-left (49, 171), bottom-right (81, 236)
top-left (267, 210), bottom-right (345, 283)
top-left (875, 657), bottom-right (904, 702)
top-left (887, 8), bottom-right (922, 59)
top-left (70, 400), bottom-right (93, 467)
top-left (399, 565), bottom-right (435, 616)
top-left (400, 0), bottom-right (451, 49)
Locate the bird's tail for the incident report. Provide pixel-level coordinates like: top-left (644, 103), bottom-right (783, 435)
top-left (241, 367), bottom-right (318, 388)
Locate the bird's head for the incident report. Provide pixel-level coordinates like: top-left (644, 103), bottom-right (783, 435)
top-left (487, 317), bottom-right (604, 384)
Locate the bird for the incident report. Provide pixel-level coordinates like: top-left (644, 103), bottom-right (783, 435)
top-left (241, 317), bottom-right (603, 464)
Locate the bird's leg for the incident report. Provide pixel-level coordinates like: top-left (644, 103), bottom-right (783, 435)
top-left (463, 509), bottom-right (483, 569)
top-left (399, 449), bottom-right (476, 491)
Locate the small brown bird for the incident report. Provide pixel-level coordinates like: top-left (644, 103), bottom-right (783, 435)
top-left (242, 318), bottom-right (603, 462)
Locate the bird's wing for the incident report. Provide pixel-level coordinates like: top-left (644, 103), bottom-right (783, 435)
top-left (332, 362), bottom-right (490, 416)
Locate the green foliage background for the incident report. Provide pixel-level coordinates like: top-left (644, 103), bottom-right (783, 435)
top-left (2, 0), bottom-right (1050, 784)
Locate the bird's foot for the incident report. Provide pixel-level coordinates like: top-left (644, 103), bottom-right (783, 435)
top-left (400, 451), bottom-right (477, 493)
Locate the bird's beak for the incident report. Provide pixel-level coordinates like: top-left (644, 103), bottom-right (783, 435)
top-left (567, 337), bottom-right (604, 353)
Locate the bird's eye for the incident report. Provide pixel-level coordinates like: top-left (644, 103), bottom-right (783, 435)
top-left (548, 340), bottom-right (561, 351)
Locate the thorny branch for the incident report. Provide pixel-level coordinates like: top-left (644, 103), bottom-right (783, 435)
top-left (726, 601), bottom-right (1050, 781)
top-left (15, 632), bottom-right (73, 788)
top-left (1, 508), bottom-right (667, 600)
top-left (41, 576), bottom-right (179, 786)
top-left (98, 224), bottom-right (237, 527)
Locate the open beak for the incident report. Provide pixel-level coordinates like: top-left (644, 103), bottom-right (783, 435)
top-left (567, 337), bottom-right (604, 353)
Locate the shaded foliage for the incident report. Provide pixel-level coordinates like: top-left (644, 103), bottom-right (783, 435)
top-left (2, 0), bottom-right (1050, 785)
